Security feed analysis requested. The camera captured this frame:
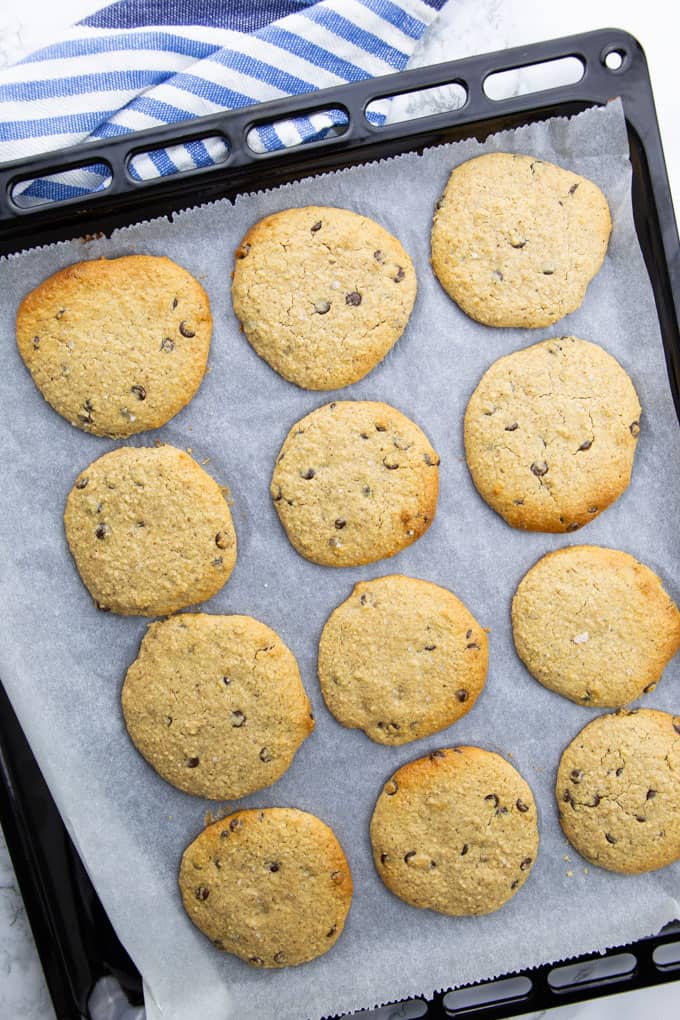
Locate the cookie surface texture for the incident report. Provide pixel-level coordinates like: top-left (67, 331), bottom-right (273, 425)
top-left (318, 575), bottom-right (487, 744)
top-left (370, 747), bottom-right (538, 915)
top-left (463, 337), bottom-right (641, 532)
top-left (179, 808), bottom-right (353, 967)
top-left (431, 153), bottom-right (611, 327)
top-left (122, 614), bottom-right (314, 798)
top-left (271, 400), bottom-right (439, 566)
top-left (232, 206), bottom-right (417, 389)
top-left (17, 255), bottom-right (212, 437)
top-left (556, 710), bottom-right (680, 873)
top-left (64, 445), bottom-right (236, 616)
top-left (513, 546), bottom-right (680, 707)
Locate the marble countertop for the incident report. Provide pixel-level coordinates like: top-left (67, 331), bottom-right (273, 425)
top-left (1, 2), bottom-right (679, 1018)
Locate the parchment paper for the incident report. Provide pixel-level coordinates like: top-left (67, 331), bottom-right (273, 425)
top-left (0, 100), bottom-right (678, 1020)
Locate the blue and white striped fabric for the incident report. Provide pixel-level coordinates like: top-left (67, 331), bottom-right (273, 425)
top-left (0, 0), bottom-right (447, 206)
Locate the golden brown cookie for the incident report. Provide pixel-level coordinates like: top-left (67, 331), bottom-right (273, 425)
top-left (64, 445), bottom-right (236, 616)
top-left (370, 747), bottom-right (538, 915)
top-left (232, 206), bottom-right (416, 390)
top-left (271, 400), bottom-right (439, 567)
top-left (179, 808), bottom-right (353, 967)
top-left (513, 546), bottom-right (680, 707)
top-left (17, 255), bottom-right (212, 437)
top-left (463, 337), bottom-right (641, 532)
top-left (431, 153), bottom-right (611, 327)
top-left (318, 575), bottom-right (487, 744)
top-left (556, 710), bottom-right (680, 873)
top-left (122, 614), bottom-right (314, 799)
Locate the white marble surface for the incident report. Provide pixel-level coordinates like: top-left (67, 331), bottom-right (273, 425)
top-left (0, 2), bottom-right (679, 1018)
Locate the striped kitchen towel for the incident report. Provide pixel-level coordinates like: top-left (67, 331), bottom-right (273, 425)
top-left (0, 0), bottom-right (447, 206)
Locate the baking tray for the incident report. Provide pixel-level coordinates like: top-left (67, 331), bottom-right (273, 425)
top-left (1, 27), bottom-right (679, 1020)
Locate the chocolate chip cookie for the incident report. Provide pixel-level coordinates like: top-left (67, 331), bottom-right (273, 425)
top-left (271, 400), bottom-right (439, 566)
top-left (64, 445), bottom-right (236, 615)
top-left (17, 255), bottom-right (212, 437)
top-left (318, 575), bottom-right (487, 744)
top-left (463, 336), bottom-right (641, 532)
top-left (431, 153), bottom-right (611, 327)
top-left (370, 747), bottom-right (539, 915)
top-left (556, 710), bottom-right (680, 873)
top-left (232, 206), bottom-right (416, 389)
top-left (513, 546), bottom-right (680, 707)
top-left (179, 808), bottom-right (353, 967)
top-left (122, 614), bottom-right (314, 799)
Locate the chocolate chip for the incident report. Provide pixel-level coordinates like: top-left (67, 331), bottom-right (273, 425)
top-left (195, 886), bottom-right (209, 900)
top-left (485, 794), bottom-right (499, 807)
top-left (531, 461), bottom-right (549, 477)
top-left (647, 789), bottom-right (657, 799)
top-left (492, 269), bottom-right (503, 281)
top-left (249, 957), bottom-right (264, 967)
top-left (423, 644), bottom-right (437, 651)
top-left (165, 716), bottom-right (173, 727)
top-left (384, 780), bottom-right (398, 796)
top-left (380, 852), bottom-right (389, 864)
top-left (615, 766), bottom-right (624, 777)
top-left (562, 790), bottom-right (573, 804)
top-left (466, 642), bottom-right (480, 650)
top-left (673, 720), bottom-right (680, 735)
top-left (222, 675), bottom-right (231, 687)
top-left (513, 499), bottom-right (525, 506)
top-left (179, 321), bottom-right (196, 338)
top-left (542, 267), bottom-right (555, 275)
top-left (505, 422), bottom-right (519, 432)
top-left (75, 477), bottom-right (88, 490)
top-left (578, 439), bottom-right (592, 451)
top-left (630, 421), bottom-right (640, 436)
top-left (186, 757), bottom-right (200, 768)
top-left (331, 871), bottom-right (344, 884)
top-left (95, 523), bottom-right (109, 540)
top-left (429, 749), bottom-right (446, 760)
top-left (516, 799), bottom-right (529, 813)
top-left (273, 952), bottom-right (286, 964)
top-left (314, 300), bottom-right (331, 314)
top-left (570, 769), bottom-right (583, 784)
top-left (588, 506), bottom-right (598, 514)
top-left (383, 457), bottom-right (399, 470)
top-left (375, 423), bottom-right (387, 432)
top-left (373, 249), bottom-right (385, 262)
top-left (131, 384), bottom-right (146, 400)
top-left (95, 601), bottom-right (110, 612)
top-left (393, 266), bottom-right (405, 283)
top-left (456, 689), bottom-right (469, 702)
top-left (404, 851), bottom-right (416, 864)
top-left (310, 220), bottom-right (322, 232)
top-left (520, 857), bottom-right (532, 870)
top-left (236, 243), bottom-right (251, 258)
top-left (32, 336), bottom-right (40, 349)
top-left (589, 794), bottom-right (601, 807)
top-left (643, 682), bottom-right (657, 693)
top-left (172, 297), bottom-right (179, 309)
top-left (267, 861), bottom-right (280, 872)
top-left (345, 291), bottom-right (362, 306)
top-left (78, 398), bottom-right (94, 425)
top-left (360, 594), bottom-right (369, 606)
top-left (259, 747), bottom-right (272, 762)
top-left (212, 557), bottom-right (223, 567)
top-left (635, 815), bottom-right (646, 823)
top-left (511, 879), bottom-right (520, 890)
top-left (569, 183), bottom-right (580, 195)
top-left (423, 452), bottom-right (440, 466)
top-left (231, 710), bottom-right (246, 727)
top-left (496, 806), bottom-right (508, 816)
top-left (215, 532), bottom-right (228, 549)
top-left (511, 239), bottom-right (526, 249)
top-left (465, 629), bottom-right (472, 640)
top-left (335, 518), bottom-right (346, 529)
top-left (160, 337), bottom-right (175, 352)
top-left (229, 818), bottom-right (241, 831)
top-left (326, 926), bottom-right (337, 938)
top-left (461, 843), bottom-right (469, 856)
top-left (605, 832), bottom-right (617, 844)
top-left (301, 468), bottom-right (316, 479)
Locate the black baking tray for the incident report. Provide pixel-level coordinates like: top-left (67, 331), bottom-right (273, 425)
top-left (1, 28), bottom-right (679, 1020)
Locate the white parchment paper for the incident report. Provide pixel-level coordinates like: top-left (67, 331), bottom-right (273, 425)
top-left (0, 101), bottom-right (679, 1020)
